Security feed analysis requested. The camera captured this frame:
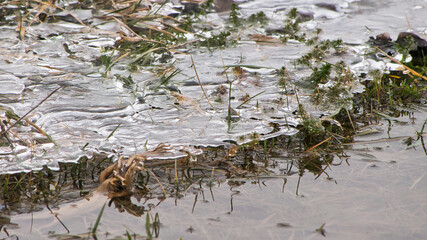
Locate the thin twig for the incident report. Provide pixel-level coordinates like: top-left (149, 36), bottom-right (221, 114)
top-left (147, 169), bottom-right (167, 196)
top-left (159, 20), bottom-right (191, 33)
top-left (25, 118), bottom-right (57, 145)
top-left (345, 108), bottom-right (356, 132)
top-left (47, 204), bottom-right (70, 233)
top-left (304, 136), bottom-right (333, 152)
top-left (190, 55), bottom-right (215, 109)
top-left (106, 123), bottom-right (122, 141)
top-left (144, 23), bottom-right (175, 36)
top-left (168, 39), bottom-right (200, 49)
top-left (1, 87), bottom-right (61, 137)
top-left (314, 164), bottom-right (330, 180)
top-left (110, 51), bottom-right (130, 66)
top-left (236, 91), bottom-right (265, 109)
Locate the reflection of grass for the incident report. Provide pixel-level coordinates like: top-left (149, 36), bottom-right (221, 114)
top-left (417, 119), bottom-right (427, 155)
top-left (50, 201), bottom-right (157, 239)
top-left (0, 155), bottom-right (113, 212)
top-left (145, 212), bottom-right (161, 240)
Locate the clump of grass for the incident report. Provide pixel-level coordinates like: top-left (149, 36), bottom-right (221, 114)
top-left (114, 74), bottom-right (134, 88)
top-left (248, 11), bottom-right (269, 25)
top-left (308, 62), bottom-right (332, 85)
top-left (296, 104), bottom-right (327, 146)
top-left (295, 38), bottom-right (344, 67)
top-left (312, 62), bottom-right (356, 105)
top-left (360, 70), bottom-right (425, 112)
top-left (200, 30), bottom-right (235, 48)
top-left (279, 8), bottom-right (306, 43)
top-left (289, 27), bottom-right (347, 102)
top-left (290, 30), bottom-right (352, 106)
top-left (356, 34), bottom-right (427, 115)
top-left (228, 3), bottom-right (243, 27)
top-left (357, 45), bottom-right (426, 115)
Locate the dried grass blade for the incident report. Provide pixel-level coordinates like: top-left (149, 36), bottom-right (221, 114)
top-left (1, 87), bottom-right (61, 137)
top-left (304, 136), bottom-right (332, 152)
top-left (159, 20), bottom-right (192, 34)
top-left (112, 16), bottom-right (166, 44)
top-left (147, 169), bottom-right (166, 196)
top-left (25, 118), bottom-right (57, 145)
top-left (145, 23), bottom-right (175, 36)
top-left (111, 51), bottom-right (130, 66)
top-left (190, 55), bottom-right (215, 109)
top-left (237, 91), bottom-right (265, 109)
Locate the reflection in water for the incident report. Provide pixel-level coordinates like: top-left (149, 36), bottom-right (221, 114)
top-left (214, 0), bottom-right (233, 13)
top-left (2, 121), bottom-right (427, 239)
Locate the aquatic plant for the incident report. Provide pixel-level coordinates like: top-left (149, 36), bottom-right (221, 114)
top-left (357, 49), bottom-right (426, 114)
top-left (91, 202), bottom-right (107, 235)
top-left (145, 212), bottom-right (161, 239)
top-left (308, 62), bottom-right (332, 85)
top-left (279, 8), bottom-right (306, 43)
top-left (248, 11), bottom-right (269, 25)
top-left (295, 39), bottom-right (344, 68)
top-left (228, 3), bottom-right (242, 27)
top-left (199, 30), bottom-right (235, 48)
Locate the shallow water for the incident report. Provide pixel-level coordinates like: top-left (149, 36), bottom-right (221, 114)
top-left (1, 0), bottom-right (427, 239)
top-left (3, 109), bottom-right (427, 240)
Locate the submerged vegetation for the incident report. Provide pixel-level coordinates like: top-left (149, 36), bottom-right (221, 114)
top-left (0, 0), bottom-right (426, 238)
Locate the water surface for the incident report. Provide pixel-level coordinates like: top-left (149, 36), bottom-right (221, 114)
top-left (0, 0), bottom-right (426, 239)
